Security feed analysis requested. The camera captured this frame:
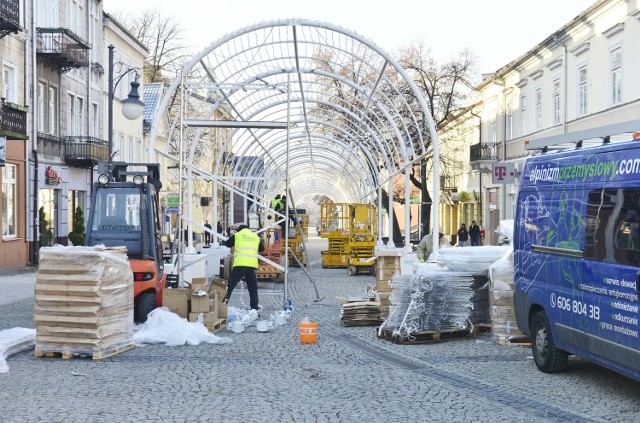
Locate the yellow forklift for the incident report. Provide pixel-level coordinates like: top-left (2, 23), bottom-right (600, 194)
top-left (346, 203), bottom-right (377, 276)
top-left (319, 202), bottom-right (350, 268)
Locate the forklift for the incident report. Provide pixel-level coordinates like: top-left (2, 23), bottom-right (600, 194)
top-left (85, 163), bottom-right (167, 322)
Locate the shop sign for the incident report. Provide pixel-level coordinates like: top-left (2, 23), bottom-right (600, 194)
top-left (45, 166), bottom-right (61, 185)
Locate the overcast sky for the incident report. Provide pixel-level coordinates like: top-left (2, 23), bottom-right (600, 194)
top-left (103, 0), bottom-right (596, 74)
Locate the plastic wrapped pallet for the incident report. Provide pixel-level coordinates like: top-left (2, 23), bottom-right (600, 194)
top-left (34, 245), bottom-right (134, 357)
top-left (382, 270), bottom-right (474, 336)
top-left (488, 249), bottom-right (526, 339)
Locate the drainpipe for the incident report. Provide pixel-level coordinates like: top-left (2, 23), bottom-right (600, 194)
top-left (30, 0), bottom-right (39, 265)
top-left (553, 34), bottom-right (568, 134)
top-left (470, 105), bottom-right (482, 227)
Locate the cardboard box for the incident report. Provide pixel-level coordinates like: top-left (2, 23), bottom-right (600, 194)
top-left (188, 311), bottom-right (216, 324)
top-left (191, 290), bottom-right (210, 313)
top-left (377, 257), bottom-right (401, 271)
top-left (163, 288), bottom-right (190, 318)
top-left (376, 279), bottom-right (392, 292)
top-left (190, 277), bottom-right (207, 293)
top-left (208, 278), bottom-right (228, 301)
top-left (376, 268), bottom-right (401, 282)
top-left (218, 301), bottom-right (227, 318)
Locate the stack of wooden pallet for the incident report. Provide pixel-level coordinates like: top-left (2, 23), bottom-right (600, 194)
top-left (375, 249), bottom-right (403, 318)
top-left (34, 246), bottom-right (134, 359)
top-left (340, 300), bottom-right (383, 326)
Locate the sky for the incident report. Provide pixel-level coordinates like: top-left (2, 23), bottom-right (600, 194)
top-left (103, 0), bottom-right (596, 74)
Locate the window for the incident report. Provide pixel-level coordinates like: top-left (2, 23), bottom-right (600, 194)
top-left (48, 86), bottom-right (58, 135)
top-left (520, 95), bottom-right (527, 135)
top-left (535, 88), bottom-right (542, 131)
top-left (610, 46), bottom-right (622, 106)
top-left (552, 78), bottom-right (561, 125)
top-left (578, 64), bottom-right (588, 117)
top-left (2, 64), bottom-right (16, 103)
top-left (2, 164), bottom-right (17, 238)
top-left (506, 97), bottom-right (513, 141)
top-left (68, 93), bottom-right (83, 136)
top-left (37, 82), bottom-right (46, 132)
top-left (91, 103), bottom-right (98, 137)
top-left (585, 188), bottom-right (640, 266)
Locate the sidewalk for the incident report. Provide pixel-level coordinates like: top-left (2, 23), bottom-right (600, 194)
top-left (0, 268), bottom-right (36, 306)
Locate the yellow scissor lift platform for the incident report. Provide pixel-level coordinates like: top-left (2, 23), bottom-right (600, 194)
top-left (284, 209), bottom-right (309, 267)
top-left (347, 203), bottom-right (377, 276)
top-left (320, 202), bottom-right (350, 268)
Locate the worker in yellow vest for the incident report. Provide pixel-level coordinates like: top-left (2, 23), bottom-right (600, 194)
top-left (224, 223), bottom-right (265, 311)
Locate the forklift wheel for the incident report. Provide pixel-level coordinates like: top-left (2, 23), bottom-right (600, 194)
top-left (135, 292), bottom-right (156, 323)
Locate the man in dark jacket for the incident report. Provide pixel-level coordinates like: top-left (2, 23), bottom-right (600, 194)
top-left (224, 224), bottom-right (265, 310)
top-left (457, 223), bottom-right (469, 247)
top-left (469, 220), bottom-right (481, 246)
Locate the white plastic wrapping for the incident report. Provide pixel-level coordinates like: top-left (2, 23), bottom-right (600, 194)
top-left (133, 308), bottom-right (231, 346)
top-left (0, 327), bottom-right (36, 373)
top-left (34, 245), bottom-right (134, 356)
top-left (437, 246), bottom-right (510, 275)
top-left (488, 249), bottom-right (525, 338)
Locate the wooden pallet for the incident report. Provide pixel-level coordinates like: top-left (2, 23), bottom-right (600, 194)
top-left (35, 342), bottom-right (134, 360)
top-left (496, 335), bottom-right (531, 346)
top-left (471, 323), bottom-right (492, 336)
top-left (377, 327), bottom-right (471, 344)
top-left (205, 318), bottom-right (227, 333)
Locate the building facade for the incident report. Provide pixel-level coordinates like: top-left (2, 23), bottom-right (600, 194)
top-left (459, 0), bottom-right (639, 245)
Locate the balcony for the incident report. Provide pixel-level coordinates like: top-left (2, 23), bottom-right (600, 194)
top-left (470, 142), bottom-right (500, 164)
top-left (36, 28), bottom-right (90, 72)
top-left (62, 136), bottom-right (108, 168)
top-left (37, 132), bottom-right (63, 158)
top-left (439, 175), bottom-right (457, 192)
top-left (0, 0), bottom-right (20, 38)
top-left (0, 101), bottom-right (28, 139)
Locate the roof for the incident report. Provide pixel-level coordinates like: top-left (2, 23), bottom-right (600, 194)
top-left (143, 83), bottom-right (164, 123)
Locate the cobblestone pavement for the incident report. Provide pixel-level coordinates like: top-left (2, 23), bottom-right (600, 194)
top-left (1, 237), bottom-right (640, 422)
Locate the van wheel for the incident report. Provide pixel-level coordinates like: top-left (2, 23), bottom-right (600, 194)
top-left (135, 292), bottom-right (156, 323)
top-left (348, 265), bottom-right (356, 276)
top-left (531, 310), bottom-right (568, 373)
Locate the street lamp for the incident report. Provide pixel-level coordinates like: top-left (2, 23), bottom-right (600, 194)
top-left (107, 44), bottom-right (145, 180)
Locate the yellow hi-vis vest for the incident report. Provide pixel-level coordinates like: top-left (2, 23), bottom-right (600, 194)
top-left (233, 228), bottom-right (260, 268)
top-left (271, 198), bottom-right (283, 212)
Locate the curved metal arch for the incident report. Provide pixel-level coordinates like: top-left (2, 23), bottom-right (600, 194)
top-left (148, 19), bottom-right (442, 250)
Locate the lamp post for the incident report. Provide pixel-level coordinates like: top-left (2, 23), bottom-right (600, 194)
top-left (107, 44), bottom-right (145, 180)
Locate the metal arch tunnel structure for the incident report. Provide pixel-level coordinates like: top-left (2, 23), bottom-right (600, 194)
top-left (146, 20), bottom-right (442, 277)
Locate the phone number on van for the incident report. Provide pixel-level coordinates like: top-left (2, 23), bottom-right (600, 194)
top-left (550, 293), bottom-right (600, 320)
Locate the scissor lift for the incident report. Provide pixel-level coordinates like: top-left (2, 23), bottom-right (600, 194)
top-left (320, 202), bottom-right (350, 268)
top-left (347, 203), bottom-right (377, 276)
top-left (285, 209), bottom-right (309, 267)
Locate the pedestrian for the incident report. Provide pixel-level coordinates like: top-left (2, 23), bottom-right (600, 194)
top-left (469, 220), bottom-right (481, 246)
top-left (204, 220), bottom-right (212, 244)
top-left (223, 223), bottom-right (265, 311)
top-left (216, 221), bottom-right (223, 235)
top-left (457, 223), bottom-right (469, 247)
top-left (416, 232), bottom-right (444, 263)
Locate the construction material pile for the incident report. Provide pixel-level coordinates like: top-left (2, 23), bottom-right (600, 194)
top-left (340, 300), bottom-right (383, 326)
top-left (383, 270), bottom-right (475, 335)
top-left (34, 246), bottom-right (134, 358)
top-left (337, 289), bottom-right (383, 326)
top-left (469, 275), bottom-right (490, 327)
top-left (488, 249), bottom-right (527, 341)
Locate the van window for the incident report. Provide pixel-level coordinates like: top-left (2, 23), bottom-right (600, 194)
top-left (584, 188), bottom-right (640, 266)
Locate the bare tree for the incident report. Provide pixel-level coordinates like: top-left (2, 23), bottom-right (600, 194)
top-left (397, 42), bottom-right (478, 238)
top-left (114, 9), bottom-right (193, 83)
